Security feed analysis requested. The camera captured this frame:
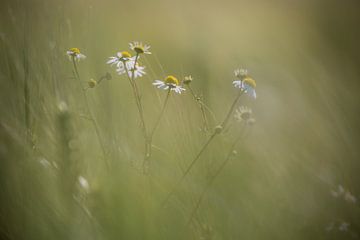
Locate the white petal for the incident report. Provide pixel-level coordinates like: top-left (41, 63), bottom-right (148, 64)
top-left (153, 80), bottom-right (163, 86)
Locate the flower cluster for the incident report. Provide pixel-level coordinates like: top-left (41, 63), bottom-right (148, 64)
top-left (107, 50), bottom-right (146, 79)
top-left (66, 44), bottom-right (259, 175)
top-left (233, 68), bottom-right (257, 98)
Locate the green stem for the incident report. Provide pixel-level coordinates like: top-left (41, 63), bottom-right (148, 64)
top-left (72, 57), bottom-right (109, 170)
top-left (143, 89), bottom-right (171, 173)
top-left (186, 129), bottom-right (245, 226)
top-left (149, 89), bottom-right (171, 139)
top-left (220, 90), bottom-right (244, 128)
top-left (188, 85), bottom-right (210, 132)
top-left (162, 90), bottom-right (243, 206)
top-left (124, 54), bottom-right (148, 141)
top-left (23, 46), bottom-right (31, 144)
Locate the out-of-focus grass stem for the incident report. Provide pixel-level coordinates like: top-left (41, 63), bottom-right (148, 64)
top-left (22, 28), bottom-right (32, 147)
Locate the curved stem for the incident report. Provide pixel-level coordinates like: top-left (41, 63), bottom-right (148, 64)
top-left (124, 54), bottom-right (148, 145)
top-left (186, 129), bottom-right (245, 226)
top-left (162, 90), bottom-right (243, 206)
top-left (149, 89), bottom-right (171, 139)
top-left (188, 85), bottom-right (210, 132)
top-left (143, 89), bottom-right (171, 173)
top-left (72, 57), bottom-right (109, 170)
top-left (220, 90), bottom-right (243, 127)
top-left (162, 131), bottom-right (217, 206)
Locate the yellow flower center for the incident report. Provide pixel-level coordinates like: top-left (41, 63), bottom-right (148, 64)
top-left (243, 77), bottom-right (256, 88)
top-left (121, 51), bottom-right (131, 58)
top-left (134, 46), bottom-right (145, 54)
top-left (165, 75), bottom-right (179, 85)
top-left (70, 48), bottom-right (80, 55)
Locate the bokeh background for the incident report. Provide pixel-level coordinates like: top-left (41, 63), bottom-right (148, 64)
top-left (1, 0), bottom-right (360, 239)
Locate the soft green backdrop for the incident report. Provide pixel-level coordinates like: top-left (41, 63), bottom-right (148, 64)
top-left (1, 0), bottom-right (360, 239)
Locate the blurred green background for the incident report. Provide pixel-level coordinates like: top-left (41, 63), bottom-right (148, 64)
top-left (1, 0), bottom-right (360, 239)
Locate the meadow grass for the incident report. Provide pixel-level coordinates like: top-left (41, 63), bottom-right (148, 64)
top-left (1, 0), bottom-right (360, 240)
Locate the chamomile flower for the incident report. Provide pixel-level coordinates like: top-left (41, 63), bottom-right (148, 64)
top-left (117, 62), bottom-right (146, 79)
top-left (107, 51), bottom-right (135, 68)
top-left (66, 47), bottom-right (86, 61)
top-left (234, 106), bottom-right (255, 125)
top-left (129, 41), bottom-right (151, 54)
top-left (152, 75), bottom-right (186, 94)
top-left (234, 68), bottom-right (248, 78)
top-left (233, 69), bottom-right (257, 99)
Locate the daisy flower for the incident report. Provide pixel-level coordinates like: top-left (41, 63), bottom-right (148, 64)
top-left (117, 62), bottom-right (146, 79)
top-left (66, 47), bottom-right (86, 61)
top-left (107, 51), bottom-right (135, 68)
top-left (152, 75), bottom-right (186, 94)
top-left (232, 68), bottom-right (257, 99)
top-left (129, 41), bottom-right (151, 54)
top-left (234, 106), bottom-right (255, 125)
top-left (234, 68), bottom-right (248, 78)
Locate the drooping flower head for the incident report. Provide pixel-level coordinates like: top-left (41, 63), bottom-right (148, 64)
top-left (232, 68), bottom-right (257, 99)
top-left (152, 75), bottom-right (186, 94)
top-left (66, 47), bottom-right (86, 61)
top-left (129, 41), bottom-right (151, 55)
top-left (234, 106), bottom-right (255, 125)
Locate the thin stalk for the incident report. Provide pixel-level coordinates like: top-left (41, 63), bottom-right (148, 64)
top-left (162, 131), bottom-right (217, 206)
top-left (97, 76), bottom-right (106, 85)
top-left (143, 89), bottom-right (171, 173)
top-left (124, 54), bottom-right (148, 141)
top-left (220, 90), bottom-right (244, 127)
top-left (71, 57), bottom-right (109, 170)
top-left (162, 90), bottom-right (244, 206)
top-left (149, 89), bottom-right (171, 139)
top-left (188, 85), bottom-right (210, 132)
top-left (186, 129), bottom-right (245, 226)
top-left (23, 41), bottom-right (32, 147)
